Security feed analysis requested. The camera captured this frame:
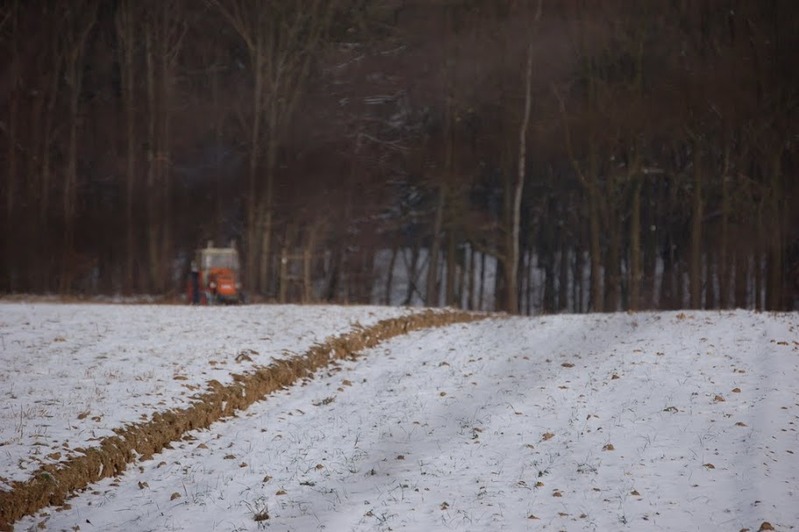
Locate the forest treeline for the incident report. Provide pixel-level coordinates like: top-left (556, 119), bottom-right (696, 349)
top-left (1, 0), bottom-right (797, 312)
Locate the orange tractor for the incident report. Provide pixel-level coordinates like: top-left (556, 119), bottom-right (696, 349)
top-left (187, 241), bottom-right (244, 304)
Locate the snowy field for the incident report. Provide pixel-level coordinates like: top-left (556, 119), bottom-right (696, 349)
top-left (2, 304), bottom-right (798, 531)
top-left (0, 303), bottom-right (416, 488)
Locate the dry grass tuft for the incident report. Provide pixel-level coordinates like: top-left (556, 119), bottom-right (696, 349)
top-left (0, 308), bottom-right (492, 530)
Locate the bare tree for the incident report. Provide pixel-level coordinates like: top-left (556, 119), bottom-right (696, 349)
top-left (507, 0), bottom-right (542, 314)
top-left (115, 0), bottom-right (138, 293)
top-left (141, 0), bottom-right (186, 293)
top-left (210, 0), bottom-right (337, 295)
top-left (1, 0), bottom-right (19, 291)
top-left (60, 1), bottom-right (99, 293)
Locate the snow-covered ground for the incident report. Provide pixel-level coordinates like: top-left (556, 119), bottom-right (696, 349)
top-left (0, 303), bottom-right (416, 488)
top-left (3, 304), bottom-right (798, 531)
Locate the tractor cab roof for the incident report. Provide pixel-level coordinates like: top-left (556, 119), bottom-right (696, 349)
top-left (196, 246), bottom-right (240, 271)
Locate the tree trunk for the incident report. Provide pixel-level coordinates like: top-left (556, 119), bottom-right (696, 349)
top-left (246, 33), bottom-right (264, 294)
top-left (326, 246), bottom-right (342, 303)
top-left (704, 247), bottom-right (716, 309)
top-left (303, 243), bottom-right (313, 304)
top-left (144, 24), bottom-right (161, 294)
top-left (689, 145), bottom-right (703, 308)
top-left (494, 253), bottom-right (505, 311)
top-left (734, 243), bottom-right (748, 308)
top-left (660, 233), bottom-right (676, 309)
top-left (754, 245), bottom-right (763, 310)
top-left (4, 4), bottom-right (19, 292)
top-left (211, 51), bottom-right (224, 238)
top-left (257, 103), bottom-right (279, 296)
top-left (62, 56), bottom-right (81, 293)
top-left (588, 188), bottom-right (603, 311)
top-left (604, 213), bottom-right (621, 311)
top-left (629, 179), bottom-right (642, 310)
top-left (542, 252), bottom-right (555, 313)
top-left (361, 247), bottom-right (376, 304)
top-left (303, 224), bottom-right (318, 303)
top-left (445, 232), bottom-right (457, 306)
top-left (426, 188), bottom-right (445, 306)
top-left (675, 253), bottom-right (686, 308)
top-left (385, 242), bottom-right (398, 305)
top-left (467, 243), bottom-right (476, 310)
top-left (116, 0), bottom-right (137, 294)
top-left (258, 206), bottom-right (273, 296)
top-left (478, 251), bottom-right (486, 310)
top-left (718, 151), bottom-right (731, 308)
top-left (457, 244), bottom-right (466, 309)
top-left (158, 4), bottom-right (174, 295)
top-left (279, 245), bottom-right (288, 303)
top-left (508, 40), bottom-right (535, 314)
top-left (26, 79), bottom-right (45, 290)
top-left (38, 33), bottom-right (62, 292)
top-left (574, 243), bottom-right (584, 312)
top-left (61, 4), bottom-right (97, 293)
top-left (558, 241), bottom-right (569, 312)
top-left (643, 186), bottom-right (658, 310)
top-left (765, 153), bottom-right (784, 310)
top-left (524, 249), bottom-right (532, 314)
top-left (404, 243), bottom-right (420, 306)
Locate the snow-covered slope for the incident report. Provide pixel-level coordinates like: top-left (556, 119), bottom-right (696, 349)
top-left (0, 303), bottom-right (416, 488)
top-left (4, 305), bottom-right (798, 531)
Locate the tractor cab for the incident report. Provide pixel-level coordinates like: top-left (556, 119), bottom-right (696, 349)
top-left (188, 241), bottom-right (244, 304)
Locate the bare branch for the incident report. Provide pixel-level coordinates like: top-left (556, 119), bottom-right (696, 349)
top-left (551, 82), bottom-right (587, 188)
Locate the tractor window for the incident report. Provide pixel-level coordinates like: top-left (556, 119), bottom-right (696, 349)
top-left (202, 252), bottom-right (239, 270)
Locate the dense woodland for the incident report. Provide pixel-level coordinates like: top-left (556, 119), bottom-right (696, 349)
top-left (1, 0), bottom-right (797, 312)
